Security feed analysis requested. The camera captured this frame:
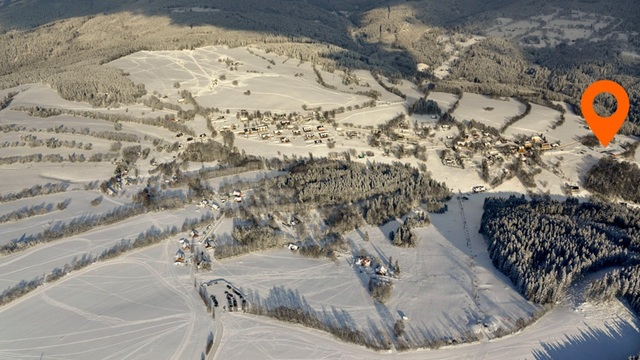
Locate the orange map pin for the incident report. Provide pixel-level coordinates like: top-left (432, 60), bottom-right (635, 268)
top-left (580, 80), bottom-right (630, 147)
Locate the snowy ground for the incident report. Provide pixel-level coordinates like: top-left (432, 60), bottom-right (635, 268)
top-left (111, 46), bottom-right (372, 113)
top-left (0, 242), bottom-right (213, 360)
top-left (0, 44), bottom-right (638, 360)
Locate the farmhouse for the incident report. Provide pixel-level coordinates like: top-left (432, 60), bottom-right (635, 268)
top-left (175, 250), bottom-right (186, 263)
top-left (181, 240), bottom-right (191, 251)
top-left (355, 256), bottom-right (371, 267)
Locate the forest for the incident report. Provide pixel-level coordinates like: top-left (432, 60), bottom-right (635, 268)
top-left (584, 157), bottom-right (640, 203)
top-left (480, 195), bottom-right (640, 304)
top-left (276, 159), bottom-right (451, 226)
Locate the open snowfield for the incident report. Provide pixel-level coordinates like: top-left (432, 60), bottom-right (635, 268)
top-left (503, 103), bottom-right (561, 139)
top-left (0, 243), bottom-right (213, 360)
top-left (111, 46), bottom-right (371, 113)
top-left (452, 93), bottom-right (526, 129)
top-left (336, 103), bottom-right (406, 127)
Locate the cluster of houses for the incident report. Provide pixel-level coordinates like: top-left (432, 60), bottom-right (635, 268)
top-left (175, 228), bottom-right (214, 269)
top-left (355, 256), bottom-right (388, 276)
top-left (197, 197), bottom-right (220, 210)
top-left (231, 190), bottom-right (243, 203)
top-left (174, 236), bottom-right (192, 265)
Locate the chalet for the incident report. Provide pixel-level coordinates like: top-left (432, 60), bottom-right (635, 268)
top-left (472, 185), bottom-right (486, 193)
top-left (376, 265), bottom-right (388, 276)
top-left (233, 196), bottom-right (243, 203)
top-left (355, 256), bottom-right (371, 267)
top-left (175, 250), bottom-right (186, 264)
top-left (305, 133), bottom-right (315, 139)
top-left (319, 132), bottom-right (329, 138)
top-left (302, 126), bottom-right (313, 132)
top-left (190, 229), bottom-right (200, 237)
top-left (287, 243), bottom-right (299, 251)
top-left (280, 137), bottom-right (290, 143)
top-left (232, 190), bottom-right (243, 197)
top-left (181, 240), bottom-right (191, 251)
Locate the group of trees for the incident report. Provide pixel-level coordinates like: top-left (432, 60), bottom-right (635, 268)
top-left (0, 202), bottom-right (62, 224)
top-left (389, 214), bottom-right (428, 247)
top-left (277, 159), bottom-right (450, 226)
top-left (368, 277), bottom-right (393, 303)
top-left (0, 183), bottom-right (68, 203)
top-left (480, 195), bottom-right (640, 304)
top-left (408, 98), bottom-right (441, 116)
top-left (587, 265), bottom-right (640, 314)
top-left (0, 91), bottom-right (18, 110)
top-left (584, 157), bottom-right (640, 203)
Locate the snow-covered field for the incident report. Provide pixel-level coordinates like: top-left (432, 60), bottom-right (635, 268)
top-left (111, 46), bottom-right (371, 113)
top-left (0, 44), bottom-right (638, 360)
top-left (452, 93), bottom-right (525, 128)
top-left (0, 243), bottom-right (213, 360)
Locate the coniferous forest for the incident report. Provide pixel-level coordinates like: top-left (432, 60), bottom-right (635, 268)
top-left (584, 157), bottom-right (640, 203)
top-left (480, 196), bottom-right (640, 305)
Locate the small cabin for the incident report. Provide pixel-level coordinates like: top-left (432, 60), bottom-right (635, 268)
top-left (376, 265), bottom-right (388, 276)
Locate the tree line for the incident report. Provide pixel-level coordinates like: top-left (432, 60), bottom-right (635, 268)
top-left (480, 195), bottom-right (640, 304)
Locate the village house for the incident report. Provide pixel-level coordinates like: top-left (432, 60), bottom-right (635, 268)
top-left (175, 250), bottom-right (186, 264)
top-left (355, 256), bottom-right (371, 267)
top-left (376, 265), bottom-right (388, 276)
